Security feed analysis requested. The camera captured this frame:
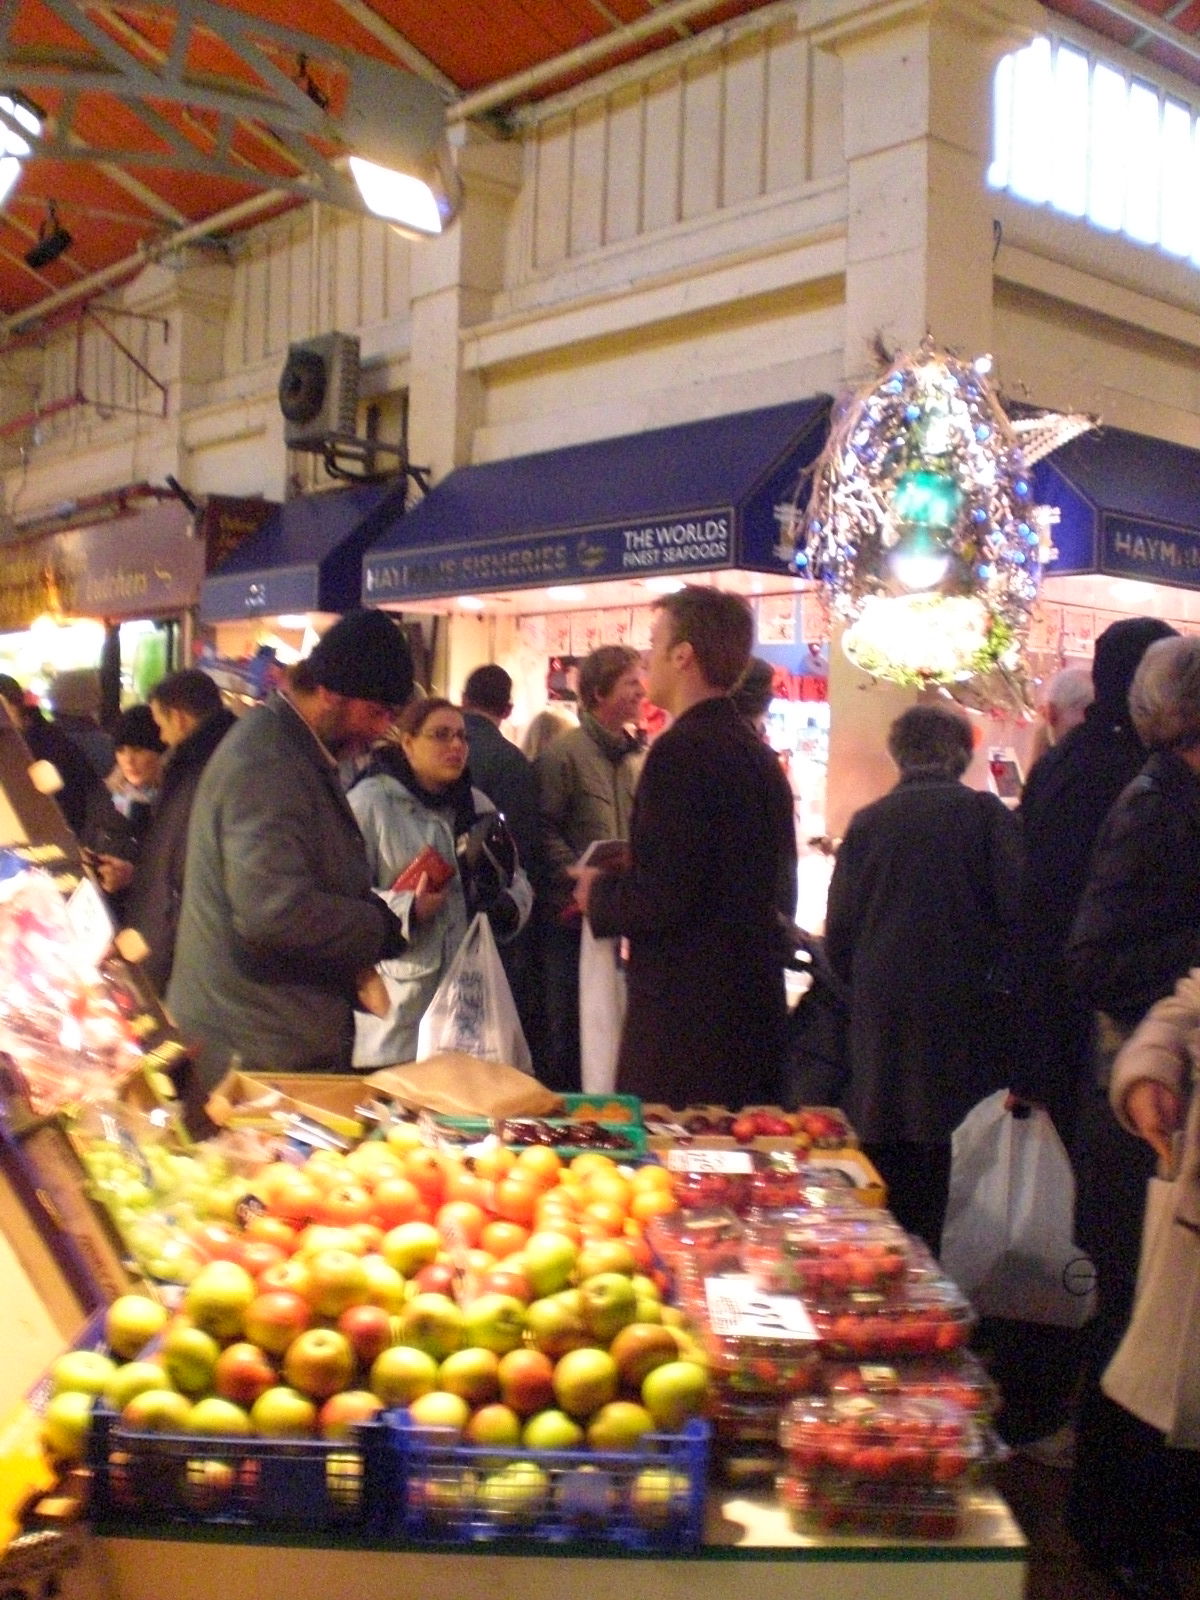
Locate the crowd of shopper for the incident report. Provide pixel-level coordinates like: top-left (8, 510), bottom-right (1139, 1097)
top-left (9, 590), bottom-right (1200, 1600)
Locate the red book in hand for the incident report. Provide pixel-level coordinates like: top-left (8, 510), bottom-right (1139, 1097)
top-left (391, 844), bottom-right (454, 894)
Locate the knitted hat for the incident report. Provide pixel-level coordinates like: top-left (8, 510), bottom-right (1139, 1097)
top-left (306, 610), bottom-right (415, 708)
top-left (111, 704), bottom-right (165, 752)
top-left (1091, 616), bottom-right (1178, 716)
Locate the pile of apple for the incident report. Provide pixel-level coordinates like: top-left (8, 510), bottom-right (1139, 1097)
top-left (44, 1135), bottom-right (709, 1527)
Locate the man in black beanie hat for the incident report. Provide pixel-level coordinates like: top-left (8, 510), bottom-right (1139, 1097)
top-left (168, 612), bottom-right (416, 1126)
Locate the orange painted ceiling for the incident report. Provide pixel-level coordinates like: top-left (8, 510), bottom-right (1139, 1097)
top-left (0, 0), bottom-right (1190, 329)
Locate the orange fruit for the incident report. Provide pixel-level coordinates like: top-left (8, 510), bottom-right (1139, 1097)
top-left (480, 1219), bottom-right (530, 1258)
top-left (630, 1188), bottom-right (679, 1222)
top-left (435, 1199), bottom-right (486, 1248)
top-left (513, 1145), bottom-right (563, 1188)
top-left (493, 1173), bottom-right (540, 1226)
top-left (570, 1152), bottom-right (619, 1180)
top-left (584, 1172), bottom-right (632, 1211)
top-left (630, 1164), bottom-right (672, 1193)
top-left (582, 1198), bottom-right (627, 1236)
top-left (471, 1144), bottom-right (516, 1183)
top-left (442, 1165), bottom-right (491, 1211)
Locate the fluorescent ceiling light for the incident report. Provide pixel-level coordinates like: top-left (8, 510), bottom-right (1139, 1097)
top-left (546, 585), bottom-right (588, 602)
top-left (0, 93), bottom-right (39, 209)
top-left (456, 595), bottom-right (485, 610)
top-left (644, 577), bottom-right (684, 594)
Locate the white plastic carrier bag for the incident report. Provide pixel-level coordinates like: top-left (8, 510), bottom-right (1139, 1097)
top-left (416, 912), bottom-right (533, 1074)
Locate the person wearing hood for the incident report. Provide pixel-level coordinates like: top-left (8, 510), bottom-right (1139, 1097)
top-left (348, 696), bottom-right (532, 1068)
top-left (1059, 634), bottom-right (1200, 1600)
top-left (1013, 616), bottom-right (1179, 1139)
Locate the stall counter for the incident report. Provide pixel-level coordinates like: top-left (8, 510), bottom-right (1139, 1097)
top-left (62, 1490), bottom-right (1025, 1600)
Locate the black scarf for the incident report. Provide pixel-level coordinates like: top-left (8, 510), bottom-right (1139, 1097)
top-left (357, 742), bottom-right (478, 839)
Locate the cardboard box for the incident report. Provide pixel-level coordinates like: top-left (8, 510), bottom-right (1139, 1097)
top-left (204, 1070), bottom-right (368, 1142)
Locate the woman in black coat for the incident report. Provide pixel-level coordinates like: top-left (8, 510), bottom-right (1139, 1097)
top-left (825, 703), bottom-right (1022, 1252)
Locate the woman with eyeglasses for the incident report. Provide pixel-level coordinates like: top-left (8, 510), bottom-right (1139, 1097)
top-left (348, 696), bottom-right (532, 1067)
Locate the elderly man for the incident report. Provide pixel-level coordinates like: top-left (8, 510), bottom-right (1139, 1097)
top-left (575, 588), bottom-right (796, 1110)
top-left (167, 611), bottom-right (414, 1114)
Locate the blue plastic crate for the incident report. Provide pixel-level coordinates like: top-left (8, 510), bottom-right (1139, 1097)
top-left (388, 1410), bottom-right (709, 1550)
top-left (86, 1404), bottom-right (393, 1534)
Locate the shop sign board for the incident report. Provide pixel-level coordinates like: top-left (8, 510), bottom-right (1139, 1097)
top-left (365, 508), bottom-right (734, 602)
top-left (1102, 513), bottom-right (1200, 590)
top-left (0, 500), bottom-right (202, 629)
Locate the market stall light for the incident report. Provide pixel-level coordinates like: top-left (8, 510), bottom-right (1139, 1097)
top-left (0, 92), bottom-right (39, 209)
top-left (644, 577), bottom-right (685, 594)
top-left (888, 527), bottom-right (952, 592)
top-left (343, 61), bottom-right (460, 241)
top-left (456, 595), bottom-right (486, 610)
top-left (546, 586), bottom-right (589, 602)
top-left (273, 615), bottom-right (312, 631)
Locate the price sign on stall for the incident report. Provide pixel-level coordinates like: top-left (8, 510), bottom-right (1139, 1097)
top-left (704, 1274), bottom-right (818, 1341)
top-left (665, 1148), bottom-right (755, 1174)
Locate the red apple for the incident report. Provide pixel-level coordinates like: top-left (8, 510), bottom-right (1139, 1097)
top-left (190, 1222), bottom-right (245, 1265)
top-left (238, 1240), bottom-right (287, 1280)
top-left (407, 1390), bottom-right (470, 1435)
top-left (282, 1327), bottom-right (356, 1400)
top-left (497, 1348), bottom-right (556, 1416)
top-left (337, 1303), bottom-right (394, 1368)
top-left (369, 1176), bottom-right (426, 1229)
top-left (243, 1290), bottom-right (312, 1357)
top-left (257, 1258), bottom-right (313, 1300)
top-left (465, 1403), bottom-right (522, 1448)
top-left (476, 1266), bottom-right (533, 1304)
top-left (214, 1342), bottom-right (277, 1408)
top-left (368, 1345), bottom-right (438, 1407)
top-left (318, 1389), bottom-right (384, 1440)
top-left (412, 1259), bottom-right (458, 1297)
top-left (316, 1182), bottom-right (373, 1227)
top-left (438, 1346), bottom-right (501, 1406)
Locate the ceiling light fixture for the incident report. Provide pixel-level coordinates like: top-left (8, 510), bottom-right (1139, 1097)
top-left (0, 92), bottom-right (39, 209)
top-left (342, 61), bottom-right (461, 240)
top-left (24, 200), bottom-right (72, 269)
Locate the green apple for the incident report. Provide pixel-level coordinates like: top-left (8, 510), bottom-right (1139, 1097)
top-left (360, 1254), bottom-right (408, 1312)
top-left (477, 1460), bottom-right (549, 1525)
top-left (520, 1408), bottom-right (584, 1451)
top-left (628, 1466), bottom-right (690, 1528)
top-left (104, 1294), bottom-right (169, 1360)
top-left (380, 1221), bottom-right (442, 1277)
top-left (104, 1360), bottom-right (169, 1413)
top-left (463, 1402), bottom-right (522, 1448)
top-left (370, 1344), bottom-right (439, 1407)
top-left (524, 1292), bottom-right (589, 1359)
top-left (578, 1273), bottom-right (638, 1342)
top-left (551, 1347), bottom-right (619, 1420)
top-left (303, 1248), bottom-right (371, 1318)
top-left (398, 1293), bottom-right (465, 1361)
top-left (641, 1360), bottom-right (709, 1429)
top-left (161, 1324), bottom-right (221, 1397)
top-left (438, 1347), bottom-right (501, 1406)
top-left (407, 1389), bottom-right (470, 1434)
top-left (575, 1238), bottom-right (637, 1279)
top-left (185, 1396), bottom-right (253, 1436)
top-left (49, 1349), bottom-right (117, 1398)
top-left (460, 1293), bottom-right (526, 1355)
top-left (250, 1386), bottom-right (318, 1437)
top-left (41, 1390), bottom-right (95, 1463)
top-left (184, 1260), bottom-right (256, 1341)
top-left (120, 1389), bottom-right (193, 1434)
top-left (585, 1399), bottom-right (656, 1452)
top-left (522, 1232), bottom-right (577, 1298)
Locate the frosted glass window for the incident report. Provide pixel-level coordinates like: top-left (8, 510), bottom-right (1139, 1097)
top-left (990, 36), bottom-right (1200, 267)
top-left (1160, 100), bottom-right (1194, 257)
top-left (1050, 46), bottom-right (1090, 216)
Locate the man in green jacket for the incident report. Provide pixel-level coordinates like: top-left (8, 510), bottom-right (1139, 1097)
top-left (534, 645), bottom-right (644, 1092)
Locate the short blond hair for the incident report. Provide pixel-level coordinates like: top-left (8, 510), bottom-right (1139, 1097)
top-left (1129, 635), bottom-right (1200, 751)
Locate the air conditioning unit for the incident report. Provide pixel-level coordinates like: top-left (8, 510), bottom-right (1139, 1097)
top-left (278, 332), bottom-right (361, 450)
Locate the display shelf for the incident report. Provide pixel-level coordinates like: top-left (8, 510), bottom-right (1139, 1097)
top-left (69, 1490), bottom-right (1025, 1600)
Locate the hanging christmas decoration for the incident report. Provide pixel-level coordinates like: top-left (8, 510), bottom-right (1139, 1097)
top-left (776, 339), bottom-right (1093, 708)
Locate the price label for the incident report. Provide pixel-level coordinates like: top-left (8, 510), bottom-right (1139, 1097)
top-left (665, 1147), bottom-right (755, 1174)
top-left (704, 1274), bottom-right (818, 1341)
top-left (66, 874), bottom-right (115, 969)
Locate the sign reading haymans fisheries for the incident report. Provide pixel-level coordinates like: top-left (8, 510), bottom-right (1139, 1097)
top-left (1103, 514), bottom-right (1200, 591)
top-left (364, 511), bottom-right (733, 603)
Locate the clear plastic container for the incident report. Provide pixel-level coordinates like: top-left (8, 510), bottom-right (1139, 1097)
top-left (822, 1351), bottom-right (1000, 1422)
top-left (777, 1470), bottom-right (964, 1539)
top-left (740, 1211), bottom-right (913, 1300)
top-left (643, 1207), bottom-right (744, 1279)
top-left (780, 1394), bottom-right (981, 1486)
top-left (807, 1277), bottom-right (975, 1359)
top-left (694, 1274), bottom-right (823, 1396)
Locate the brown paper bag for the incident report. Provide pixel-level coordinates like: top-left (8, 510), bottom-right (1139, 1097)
top-left (365, 1054), bottom-right (562, 1119)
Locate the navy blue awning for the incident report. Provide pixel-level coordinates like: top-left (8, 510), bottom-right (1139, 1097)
top-left (362, 398), bottom-right (830, 605)
top-left (1035, 425), bottom-right (1200, 590)
top-left (201, 479), bottom-right (408, 622)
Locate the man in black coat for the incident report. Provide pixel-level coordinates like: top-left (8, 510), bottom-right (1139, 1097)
top-left (1013, 615), bottom-right (1177, 1140)
top-left (94, 671), bottom-right (236, 994)
top-left (575, 587), bottom-right (796, 1109)
top-left (462, 663), bottom-right (546, 1073)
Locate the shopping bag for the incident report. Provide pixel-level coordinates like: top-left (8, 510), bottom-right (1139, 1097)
top-left (579, 922), bottom-right (625, 1094)
top-left (940, 1090), bottom-right (1096, 1328)
top-left (416, 913), bottom-right (533, 1074)
top-left (1102, 1175), bottom-right (1200, 1446)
